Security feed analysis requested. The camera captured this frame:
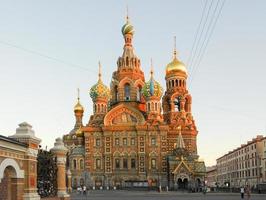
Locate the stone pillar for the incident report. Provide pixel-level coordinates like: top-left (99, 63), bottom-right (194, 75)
top-left (66, 169), bottom-right (72, 193)
top-left (10, 122), bottom-right (41, 200)
top-left (50, 138), bottom-right (69, 200)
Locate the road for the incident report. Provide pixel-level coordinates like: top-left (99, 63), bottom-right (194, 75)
top-left (70, 190), bottom-right (266, 200)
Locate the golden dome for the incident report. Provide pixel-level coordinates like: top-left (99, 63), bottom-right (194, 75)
top-left (74, 101), bottom-right (84, 112)
top-left (166, 57), bottom-right (187, 75)
top-left (74, 88), bottom-right (84, 112)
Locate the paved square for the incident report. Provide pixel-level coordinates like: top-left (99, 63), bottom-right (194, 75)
top-left (71, 190), bottom-right (266, 200)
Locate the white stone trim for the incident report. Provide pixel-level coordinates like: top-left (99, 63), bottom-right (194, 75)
top-left (0, 158), bottom-right (24, 182)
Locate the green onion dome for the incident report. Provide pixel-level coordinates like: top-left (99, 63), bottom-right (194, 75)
top-left (89, 79), bottom-right (110, 102)
top-left (142, 71), bottom-right (163, 99)
top-left (121, 20), bottom-right (134, 35)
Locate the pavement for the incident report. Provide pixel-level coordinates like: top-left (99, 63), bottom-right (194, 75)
top-left (70, 190), bottom-right (266, 200)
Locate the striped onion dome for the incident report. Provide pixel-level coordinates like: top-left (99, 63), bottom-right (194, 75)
top-left (121, 19), bottom-right (134, 35)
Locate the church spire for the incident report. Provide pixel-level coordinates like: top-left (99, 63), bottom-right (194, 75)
top-left (176, 126), bottom-right (185, 149)
top-left (173, 36), bottom-right (177, 59)
top-left (98, 61), bottom-right (102, 81)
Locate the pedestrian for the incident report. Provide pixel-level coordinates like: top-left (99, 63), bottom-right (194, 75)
top-left (246, 185), bottom-right (251, 200)
top-left (83, 185), bottom-right (86, 195)
top-left (240, 186), bottom-right (244, 199)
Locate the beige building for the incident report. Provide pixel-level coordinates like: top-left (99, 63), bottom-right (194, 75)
top-left (217, 135), bottom-right (266, 188)
top-left (206, 166), bottom-right (217, 188)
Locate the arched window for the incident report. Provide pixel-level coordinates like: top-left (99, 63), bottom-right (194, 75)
top-left (126, 57), bottom-right (129, 66)
top-left (94, 104), bottom-right (97, 113)
top-left (179, 80), bottom-right (182, 86)
top-left (101, 104), bottom-right (104, 112)
top-left (124, 83), bottom-right (130, 101)
top-left (151, 102), bottom-right (154, 111)
top-left (171, 80), bottom-right (174, 87)
top-left (148, 103), bottom-right (151, 111)
top-left (155, 102), bottom-right (158, 111)
top-left (137, 86), bottom-right (142, 101)
top-left (114, 85), bottom-right (118, 102)
top-left (174, 96), bottom-right (181, 112)
top-left (73, 159), bottom-right (77, 170)
top-left (80, 159), bottom-right (84, 170)
top-left (175, 79), bottom-right (178, 86)
top-left (96, 158), bottom-right (101, 169)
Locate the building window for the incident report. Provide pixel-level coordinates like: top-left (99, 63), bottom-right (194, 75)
top-left (123, 158), bottom-right (128, 169)
top-left (115, 158), bottom-right (120, 169)
top-left (80, 159), bottom-right (84, 170)
top-left (137, 86), bottom-right (142, 101)
top-left (124, 83), bottom-right (130, 101)
top-left (151, 158), bottom-right (156, 169)
top-left (73, 159), bottom-right (77, 169)
top-left (123, 138), bottom-right (127, 146)
top-left (151, 138), bottom-right (156, 146)
top-left (115, 138), bottom-right (119, 146)
top-left (131, 138), bottom-right (135, 145)
top-left (96, 158), bottom-right (101, 169)
top-left (96, 138), bottom-right (100, 146)
top-left (131, 158), bottom-right (136, 169)
top-left (114, 85), bottom-right (118, 102)
top-left (174, 96), bottom-right (181, 111)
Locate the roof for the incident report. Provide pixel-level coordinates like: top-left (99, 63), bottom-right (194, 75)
top-left (0, 134), bottom-right (28, 147)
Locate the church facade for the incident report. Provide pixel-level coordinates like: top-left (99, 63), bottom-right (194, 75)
top-left (63, 16), bottom-right (205, 190)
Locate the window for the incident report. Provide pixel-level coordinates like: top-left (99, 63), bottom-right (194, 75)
top-left (73, 159), bottom-right (77, 169)
top-left (123, 158), bottom-right (128, 169)
top-left (151, 158), bottom-right (156, 169)
top-left (96, 138), bottom-right (100, 146)
top-left (137, 86), bottom-right (142, 101)
top-left (124, 83), bottom-right (131, 101)
top-left (131, 158), bottom-right (136, 168)
top-left (131, 138), bottom-right (135, 145)
top-left (115, 158), bottom-right (120, 169)
top-left (80, 159), bottom-right (84, 170)
top-left (174, 96), bottom-right (181, 112)
top-left (96, 158), bottom-right (101, 169)
top-left (114, 85), bottom-right (118, 102)
top-left (115, 138), bottom-right (119, 146)
top-left (123, 138), bottom-right (127, 146)
top-left (151, 138), bottom-right (156, 146)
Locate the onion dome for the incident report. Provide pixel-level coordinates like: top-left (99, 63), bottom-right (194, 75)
top-left (166, 36), bottom-right (187, 76)
top-left (142, 64), bottom-right (163, 99)
top-left (74, 88), bottom-right (84, 112)
top-left (89, 62), bottom-right (110, 102)
top-left (166, 57), bottom-right (187, 75)
top-left (121, 16), bottom-right (134, 35)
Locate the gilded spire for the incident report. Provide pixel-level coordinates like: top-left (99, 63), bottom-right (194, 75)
top-left (77, 88), bottom-right (80, 101)
top-left (126, 5), bottom-right (129, 23)
top-left (74, 88), bottom-right (84, 112)
top-left (150, 58), bottom-right (154, 79)
top-left (98, 61), bottom-right (102, 81)
top-left (173, 36), bottom-right (177, 59)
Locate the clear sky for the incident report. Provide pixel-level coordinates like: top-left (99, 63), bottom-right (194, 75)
top-left (0, 0), bottom-right (265, 166)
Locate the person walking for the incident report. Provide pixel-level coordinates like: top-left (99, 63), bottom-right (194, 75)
top-left (240, 186), bottom-right (244, 199)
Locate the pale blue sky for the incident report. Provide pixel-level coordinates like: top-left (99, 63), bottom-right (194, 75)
top-left (0, 0), bottom-right (266, 166)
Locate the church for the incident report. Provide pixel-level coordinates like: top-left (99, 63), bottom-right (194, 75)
top-left (63, 15), bottom-right (205, 190)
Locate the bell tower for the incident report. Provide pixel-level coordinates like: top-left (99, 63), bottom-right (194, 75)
top-left (110, 14), bottom-right (145, 109)
top-left (162, 37), bottom-right (197, 154)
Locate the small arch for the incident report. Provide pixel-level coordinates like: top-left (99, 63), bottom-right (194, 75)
top-left (175, 79), bottom-right (178, 87)
top-left (171, 80), bottom-right (174, 87)
top-left (0, 158), bottom-right (24, 181)
top-left (124, 83), bottom-right (131, 101)
top-left (155, 102), bottom-right (158, 111)
top-left (126, 57), bottom-right (129, 66)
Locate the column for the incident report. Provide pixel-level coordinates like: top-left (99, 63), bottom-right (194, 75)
top-left (66, 169), bottom-right (72, 193)
top-left (50, 138), bottom-right (70, 200)
top-left (10, 122), bottom-right (41, 200)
